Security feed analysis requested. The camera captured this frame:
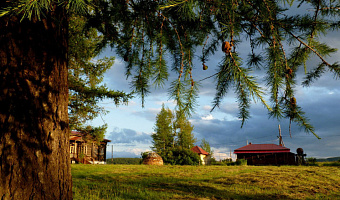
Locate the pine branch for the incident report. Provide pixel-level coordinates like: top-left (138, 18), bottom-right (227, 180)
top-left (0, 0), bottom-right (88, 20)
top-left (159, 0), bottom-right (188, 10)
top-left (69, 77), bottom-right (132, 105)
top-left (293, 107), bottom-right (321, 139)
top-left (283, 28), bottom-right (333, 66)
top-left (302, 63), bottom-right (326, 86)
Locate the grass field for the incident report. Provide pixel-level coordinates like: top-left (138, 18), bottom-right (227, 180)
top-left (72, 164), bottom-right (340, 200)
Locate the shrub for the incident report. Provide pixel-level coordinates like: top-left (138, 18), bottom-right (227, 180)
top-left (107, 158), bottom-right (143, 165)
top-left (235, 159), bottom-right (247, 166)
top-left (160, 147), bottom-right (200, 165)
top-left (322, 162), bottom-right (340, 166)
top-left (306, 157), bottom-right (318, 166)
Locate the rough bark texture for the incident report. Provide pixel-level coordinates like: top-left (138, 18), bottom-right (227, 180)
top-left (0, 5), bottom-right (72, 200)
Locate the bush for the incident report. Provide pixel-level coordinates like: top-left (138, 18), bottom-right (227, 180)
top-left (107, 158), bottom-right (142, 165)
top-left (160, 147), bottom-right (200, 165)
top-left (235, 159), bottom-right (247, 166)
top-left (209, 157), bottom-right (219, 165)
top-left (306, 157), bottom-right (318, 166)
top-left (322, 162), bottom-right (340, 166)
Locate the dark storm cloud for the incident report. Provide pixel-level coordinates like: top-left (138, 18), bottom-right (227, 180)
top-left (107, 127), bottom-right (152, 144)
top-left (192, 104), bottom-right (284, 149)
top-left (191, 80), bottom-right (340, 158)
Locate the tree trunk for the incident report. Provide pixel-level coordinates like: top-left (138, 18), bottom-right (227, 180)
top-left (0, 5), bottom-right (72, 200)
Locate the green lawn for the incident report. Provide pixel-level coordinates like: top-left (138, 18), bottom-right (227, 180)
top-left (72, 164), bottom-right (340, 200)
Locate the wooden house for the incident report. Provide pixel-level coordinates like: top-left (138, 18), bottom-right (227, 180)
top-left (191, 146), bottom-right (211, 165)
top-left (69, 131), bottom-right (111, 164)
top-left (234, 143), bottom-right (296, 165)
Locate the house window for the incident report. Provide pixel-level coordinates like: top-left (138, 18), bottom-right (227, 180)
top-left (70, 146), bottom-right (74, 154)
top-left (98, 146), bottom-right (105, 155)
top-left (81, 144), bottom-right (87, 155)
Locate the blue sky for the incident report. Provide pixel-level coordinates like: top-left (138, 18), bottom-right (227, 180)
top-left (89, 7), bottom-right (340, 160)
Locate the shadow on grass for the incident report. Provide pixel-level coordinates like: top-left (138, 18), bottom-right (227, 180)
top-left (139, 179), bottom-right (294, 200)
top-left (73, 173), bottom-right (295, 200)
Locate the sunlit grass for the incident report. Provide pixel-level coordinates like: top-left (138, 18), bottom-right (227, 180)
top-left (72, 165), bottom-right (340, 199)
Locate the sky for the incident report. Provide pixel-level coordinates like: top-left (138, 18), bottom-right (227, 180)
top-left (90, 6), bottom-right (340, 160)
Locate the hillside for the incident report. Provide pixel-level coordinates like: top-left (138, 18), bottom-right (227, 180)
top-left (316, 157), bottom-right (340, 162)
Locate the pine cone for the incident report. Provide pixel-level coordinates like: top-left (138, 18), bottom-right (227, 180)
top-left (222, 41), bottom-right (231, 54)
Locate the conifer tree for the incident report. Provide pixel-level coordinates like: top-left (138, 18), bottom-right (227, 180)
top-left (84, 0), bottom-right (339, 139)
top-left (68, 13), bottom-right (131, 141)
top-left (174, 111), bottom-right (196, 149)
top-left (152, 106), bottom-right (196, 164)
top-left (152, 104), bottom-right (174, 153)
top-left (1, 0), bottom-right (340, 198)
top-left (200, 138), bottom-right (213, 156)
top-left (0, 2), bottom-right (72, 199)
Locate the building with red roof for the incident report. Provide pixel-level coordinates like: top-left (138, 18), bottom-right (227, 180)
top-left (191, 146), bottom-right (211, 165)
top-left (234, 143), bottom-right (296, 165)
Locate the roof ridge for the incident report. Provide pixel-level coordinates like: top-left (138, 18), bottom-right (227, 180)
top-left (191, 146), bottom-right (209, 155)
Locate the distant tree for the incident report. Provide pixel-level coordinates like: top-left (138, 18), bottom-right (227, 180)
top-left (200, 139), bottom-right (213, 156)
top-left (152, 104), bottom-right (175, 153)
top-left (152, 106), bottom-right (197, 164)
top-left (107, 157), bottom-right (142, 165)
top-left (174, 111), bottom-right (196, 149)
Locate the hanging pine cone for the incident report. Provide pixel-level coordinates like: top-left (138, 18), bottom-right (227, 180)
top-left (286, 68), bottom-right (293, 78)
top-left (222, 41), bottom-right (231, 54)
top-left (124, 53), bottom-right (129, 62)
top-left (290, 97), bottom-right (297, 107)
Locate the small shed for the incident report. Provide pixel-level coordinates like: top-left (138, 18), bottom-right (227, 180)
top-left (142, 152), bottom-right (163, 165)
top-left (191, 146), bottom-right (211, 165)
top-left (234, 143), bottom-right (296, 165)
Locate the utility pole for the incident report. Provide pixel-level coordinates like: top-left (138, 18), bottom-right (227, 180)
top-left (278, 124), bottom-right (285, 147)
top-left (111, 145), bottom-right (113, 160)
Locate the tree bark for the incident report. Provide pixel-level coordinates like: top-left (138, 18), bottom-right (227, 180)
top-left (0, 5), bottom-right (72, 200)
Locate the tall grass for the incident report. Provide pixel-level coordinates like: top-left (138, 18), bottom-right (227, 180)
top-left (72, 165), bottom-right (340, 199)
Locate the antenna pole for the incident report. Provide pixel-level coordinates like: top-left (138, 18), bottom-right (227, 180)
top-left (278, 124), bottom-right (285, 147)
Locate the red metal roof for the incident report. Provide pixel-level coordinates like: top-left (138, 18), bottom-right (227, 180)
top-left (191, 146), bottom-right (209, 155)
top-left (234, 143), bottom-right (291, 154)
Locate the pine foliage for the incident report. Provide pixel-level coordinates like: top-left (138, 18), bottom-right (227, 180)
top-left (152, 104), bottom-right (197, 164)
top-left (2, 0), bottom-right (340, 139)
top-left (68, 14), bottom-right (132, 137)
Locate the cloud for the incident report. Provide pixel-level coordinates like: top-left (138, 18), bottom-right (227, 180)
top-left (202, 105), bottom-right (212, 111)
top-left (107, 127), bottom-right (152, 144)
top-left (97, 9), bottom-right (340, 159)
top-left (190, 83), bottom-right (340, 159)
top-left (106, 150), bottom-right (142, 158)
top-left (131, 107), bottom-right (160, 122)
top-left (201, 114), bottom-right (214, 121)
